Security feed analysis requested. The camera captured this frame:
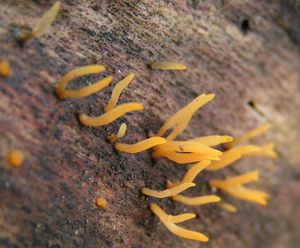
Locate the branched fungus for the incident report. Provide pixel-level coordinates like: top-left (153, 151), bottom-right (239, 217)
top-left (209, 171), bottom-right (269, 205)
top-left (150, 203), bottom-right (209, 242)
top-left (156, 94), bottom-right (215, 140)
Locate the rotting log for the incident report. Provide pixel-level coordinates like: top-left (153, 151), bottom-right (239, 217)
top-left (1, 1), bottom-right (300, 247)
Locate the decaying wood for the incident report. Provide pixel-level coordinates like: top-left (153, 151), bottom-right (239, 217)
top-left (1, 1), bottom-right (300, 247)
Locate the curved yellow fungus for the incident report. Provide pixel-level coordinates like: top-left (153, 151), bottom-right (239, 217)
top-left (156, 94), bottom-right (215, 139)
top-left (153, 151), bottom-right (220, 164)
top-left (148, 62), bottom-right (187, 70)
top-left (150, 203), bottom-right (209, 242)
top-left (227, 123), bottom-right (271, 148)
top-left (219, 202), bottom-right (237, 213)
top-left (7, 150), bottom-right (24, 168)
top-left (95, 197), bottom-right (107, 208)
top-left (20, 1), bottom-right (61, 42)
top-left (56, 65), bottom-right (112, 99)
top-left (209, 172), bottom-right (269, 206)
top-left (0, 61), bottom-right (12, 77)
top-left (104, 73), bottom-right (135, 112)
top-left (142, 182), bottom-right (195, 198)
top-left (167, 213), bottom-right (196, 223)
top-left (172, 195), bottom-right (221, 206)
top-left (168, 160), bottom-right (211, 188)
top-left (79, 103), bottom-right (144, 127)
top-left (108, 123), bottom-right (127, 142)
top-left (115, 137), bottom-right (166, 153)
top-left (189, 135), bottom-right (233, 147)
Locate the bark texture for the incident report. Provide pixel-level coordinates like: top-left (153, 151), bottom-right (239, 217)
top-left (1, 0), bottom-right (300, 247)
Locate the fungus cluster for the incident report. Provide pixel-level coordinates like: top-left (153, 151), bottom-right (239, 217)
top-left (2, 1), bottom-right (278, 245)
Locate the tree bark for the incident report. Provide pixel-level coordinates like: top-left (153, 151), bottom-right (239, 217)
top-left (1, 0), bottom-right (300, 247)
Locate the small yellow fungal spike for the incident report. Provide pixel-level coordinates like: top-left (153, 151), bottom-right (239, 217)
top-left (156, 94), bottom-right (215, 139)
top-left (56, 65), bottom-right (111, 99)
top-left (167, 213), bottom-right (196, 223)
top-left (21, 1), bottom-right (61, 41)
top-left (223, 186), bottom-right (269, 206)
top-left (189, 135), bottom-right (233, 147)
top-left (115, 137), bottom-right (166, 153)
top-left (150, 204), bottom-right (209, 242)
top-left (168, 160), bottom-right (211, 188)
top-left (79, 103), bottom-right (144, 127)
top-left (153, 151), bottom-right (220, 164)
top-left (219, 202), bottom-right (237, 213)
top-left (210, 171), bottom-right (259, 188)
top-left (104, 73), bottom-right (135, 112)
top-left (95, 197), bottom-right (107, 208)
top-left (7, 150), bottom-right (24, 168)
top-left (172, 195), bottom-right (221, 206)
top-left (108, 123), bottom-right (127, 142)
top-left (148, 62), bottom-right (187, 70)
top-left (0, 61), bottom-right (12, 77)
top-left (205, 145), bottom-right (265, 171)
top-left (142, 183), bottom-right (195, 198)
top-left (227, 123), bottom-right (272, 148)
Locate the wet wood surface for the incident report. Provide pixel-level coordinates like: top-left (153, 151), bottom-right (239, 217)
top-left (0, 1), bottom-right (300, 247)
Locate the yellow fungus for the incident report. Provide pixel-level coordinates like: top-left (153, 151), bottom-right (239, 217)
top-left (95, 197), bottom-right (107, 208)
top-left (7, 150), bottom-right (24, 168)
top-left (115, 137), bottom-right (166, 153)
top-left (79, 103), bottom-right (144, 127)
top-left (189, 135), bottom-right (233, 147)
top-left (156, 94), bottom-right (215, 139)
top-left (142, 183), bottom-right (195, 198)
top-left (168, 160), bottom-right (211, 188)
top-left (152, 141), bottom-right (222, 164)
top-left (227, 123), bottom-right (271, 148)
top-left (209, 172), bottom-right (269, 206)
top-left (210, 171), bottom-right (259, 188)
top-left (154, 151), bottom-right (220, 164)
top-left (55, 65), bottom-right (112, 99)
top-left (104, 73), bottom-right (135, 112)
top-left (150, 203), bottom-right (209, 242)
top-left (223, 186), bottom-right (269, 206)
top-left (172, 195), bottom-right (221, 206)
top-left (20, 1), bottom-right (61, 41)
top-left (148, 62), bottom-right (187, 70)
top-left (108, 123), bottom-right (127, 142)
top-left (0, 61), bottom-right (12, 77)
top-left (206, 145), bottom-right (266, 171)
top-left (167, 213), bottom-right (196, 223)
top-left (219, 202), bottom-right (237, 213)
